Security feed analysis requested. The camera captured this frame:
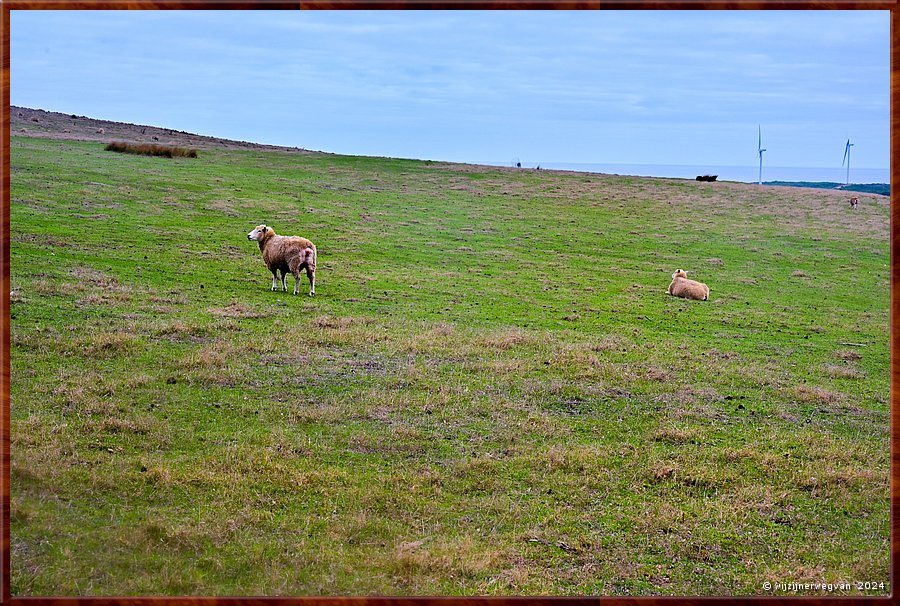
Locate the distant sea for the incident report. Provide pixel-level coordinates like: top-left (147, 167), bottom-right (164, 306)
top-left (478, 162), bottom-right (890, 184)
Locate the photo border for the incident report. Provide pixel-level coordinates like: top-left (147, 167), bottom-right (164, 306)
top-left (0, 1), bottom-right (895, 602)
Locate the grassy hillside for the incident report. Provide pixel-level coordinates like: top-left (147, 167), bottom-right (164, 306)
top-left (9, 135), bottom-right (890, 596)
top-left (763, 182), bottom-right (890, 197)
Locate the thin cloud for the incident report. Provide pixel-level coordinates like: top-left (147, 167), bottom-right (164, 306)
top-left (10, 10), bottom-right (889, 168)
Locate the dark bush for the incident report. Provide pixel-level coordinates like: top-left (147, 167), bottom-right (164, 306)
top-left (105, 142), bottom-right (198, 158)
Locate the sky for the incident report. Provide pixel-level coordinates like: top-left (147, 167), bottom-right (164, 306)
top-left (10, 10), bottom-right (890, 169)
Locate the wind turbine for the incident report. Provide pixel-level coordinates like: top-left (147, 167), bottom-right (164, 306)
top-left (842, 139), bottom-right (854, 185)
top-left (757, 126), bottom-right (766, 185)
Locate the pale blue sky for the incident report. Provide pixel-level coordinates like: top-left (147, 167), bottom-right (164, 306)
top-left (10, 10), bottom-right (890, 169)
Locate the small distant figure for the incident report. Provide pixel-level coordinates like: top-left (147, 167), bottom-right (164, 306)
top-left (536, 165), bottom-right (541, 170)
top-left (96, 128), bottom-right (105, 134)
top-left (849, 196), bottom-right (859, 209)
top-left (516, 162), bottom-right (521, 168)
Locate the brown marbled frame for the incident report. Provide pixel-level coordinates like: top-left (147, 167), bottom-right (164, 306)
top-left (0, 1), bottom-right (896, 603)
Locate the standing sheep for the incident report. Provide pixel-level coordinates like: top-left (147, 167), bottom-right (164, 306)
top-left (247, 225), bottom-right (317, 296)
top-left (666, 269), bottom-right (709, 301)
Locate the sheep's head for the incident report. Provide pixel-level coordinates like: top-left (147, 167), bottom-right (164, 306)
top-left (247, 225), bottom-right (271, 241)
top-left (672, 269), bottom-right (688, 279)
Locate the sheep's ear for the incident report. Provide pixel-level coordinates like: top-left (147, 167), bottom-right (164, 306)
top-left (261, 226), bottom-right (268, 232)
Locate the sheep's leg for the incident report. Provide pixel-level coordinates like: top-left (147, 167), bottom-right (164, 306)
top-left (281, 270), bottom-right (288, 292)
top-left (284, 259), bottom-right (300, 296)
top-left (307, 249), bottom-right (317, 296)
top-left (306, 266), bottom-right (315, 296)
top-left (271, 271), bottom-right (278, 292)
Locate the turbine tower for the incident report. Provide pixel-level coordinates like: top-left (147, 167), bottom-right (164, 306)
top-left (842, 139), bottom-right (854, 185)
top-left (757, 126), bottom-right (766, 185)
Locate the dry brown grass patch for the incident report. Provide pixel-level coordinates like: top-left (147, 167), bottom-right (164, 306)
top-left (653, 426), bottom-right (702, 444)
top-left (84, 416), bottom-right (156, 435)
top-left (71, 267), bottom-right (130, 291)
top-left (312, 315), bottom-right (353, 329)
top-left (75, 292), bottom-right (132, 307)
top-left (176, 342), bottom-right (242, 380)
top-left (645, 366), bottom-right (673, 381)
top-left (484, 359), bottom-right (524, 374)
top-left (792, 384), bottom-right (843, 405)
top-left (722, 447), bottom-right (781, 472)
top-left (156, 319), bottom-right (210, 342)
top-left (403, 321), bottom-right (458, 353)
top-left (823, 363), bottom-right (864, 379)
top-left (393, 536), bottom-right (501, 581)
top-left (591, 334), bottom-right (630, 352)
top-left (208, 301), bottom-right (269, 319)
top-left (80, 332), bottom-right (140, 357)
top-left (541, 444), bottom-right (604, 473)
top-left (649, 462), bottom-right (679, 482)
top-left (483, 328), bottom-right (537, 350)
top-left (637, 501), bottom-right (686, 535)
top-left (31, 279), bottom-right (86, 296)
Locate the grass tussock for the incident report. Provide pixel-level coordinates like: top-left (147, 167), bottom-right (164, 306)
top-left (105, 141), bottom-right (198, 158)
top-left (793, 384), bottom-right (844, 405)
top-left (208, 301), bottom-right (269, 319)
top-left (313, 315), bottom-right (357, 329)
top-left (80, 332), bottom-right (140, 357)
top-left (823, 363), bottom-right (865, 380)
top-left (483, 328), bottom-right (538, 350)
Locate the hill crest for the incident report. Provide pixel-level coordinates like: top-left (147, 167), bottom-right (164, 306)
top-left (10, 105), bottom-right (314, 154)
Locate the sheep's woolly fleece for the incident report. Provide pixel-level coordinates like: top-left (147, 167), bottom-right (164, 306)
top-left (667, 269), bottom-right (709, 301)
top-left (247, 225), bottom-right (317, 296)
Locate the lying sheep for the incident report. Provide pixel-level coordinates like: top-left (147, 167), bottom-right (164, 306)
top-left (666, 269), bottom-right (709, 301)
top-left (247, 225), bottom-right (317, 296)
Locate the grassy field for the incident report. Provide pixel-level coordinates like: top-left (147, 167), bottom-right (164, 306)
top-left (8, 135), bottom-right (890, 596)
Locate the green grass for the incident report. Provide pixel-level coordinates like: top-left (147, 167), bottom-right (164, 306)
top-left (763, 182), bottom-right (889, 197)
top-left (9, 136), bottom-right (890, 596)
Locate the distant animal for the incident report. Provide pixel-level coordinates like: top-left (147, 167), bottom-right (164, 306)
top-left (96, 128), bottom-right (105, 134)
top-left (152, 136), bottom-right (159, 141)
top-left (666, 269), bottom-right (709, 301)
top-left (849, 196), bottom-right (859, 209)
top-left (247, 225), bottom-right (317, 296)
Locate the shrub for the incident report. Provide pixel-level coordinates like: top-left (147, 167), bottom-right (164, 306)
top-left (105, 141), bottom-right (198, 158)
